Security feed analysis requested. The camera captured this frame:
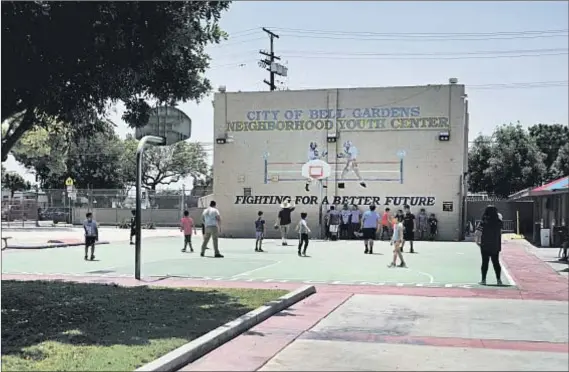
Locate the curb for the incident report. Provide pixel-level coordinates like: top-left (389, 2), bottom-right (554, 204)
top-left (135, 285), bottom-right (317, 372)
top-left (6, 241), bottom-right (110, 250)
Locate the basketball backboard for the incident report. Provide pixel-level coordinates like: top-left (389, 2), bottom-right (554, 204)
top-left (135, 106), bottom-right (191, 146)
top-left (301, 159), bottom-right (332, 180)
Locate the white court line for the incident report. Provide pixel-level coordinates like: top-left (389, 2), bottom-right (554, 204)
top-left (268, 170), bottom-right (398, 173)
top-left (412, 270), bottom-right (435, 284)
top-left (231, 261), bottom-right (282, 278)
top-left (500, 259), bottom-right (517, 286)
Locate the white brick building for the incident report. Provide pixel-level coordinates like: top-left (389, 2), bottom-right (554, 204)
top-left (209, 82), bottom-right (469, 241)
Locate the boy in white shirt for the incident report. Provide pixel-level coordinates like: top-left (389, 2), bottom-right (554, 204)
top-left (295, 212), bottom-right (311, 257)
top-left (388, 216), bottom-right (407, 268)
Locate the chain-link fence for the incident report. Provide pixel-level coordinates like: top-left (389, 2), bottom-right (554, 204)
top-left (1, 188), bottom-right (209, 227)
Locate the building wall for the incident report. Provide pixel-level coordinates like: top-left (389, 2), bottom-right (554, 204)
top-left (211, 84), bottom-right (468, 240)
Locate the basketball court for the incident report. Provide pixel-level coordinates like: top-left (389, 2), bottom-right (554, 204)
top-left (2, 237), bottom-right (515, 289)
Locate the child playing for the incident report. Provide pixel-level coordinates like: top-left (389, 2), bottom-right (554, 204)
top-left (83, 212), bottom-right (99, 261)
top-left (130, 209), bottom-right (136, 245)
top-left (255, 211), bottom-right (266, 252)
top-left (388, 216), bottom-right (407, 268)
top-left (296, 212), bottom-right (311, 257)
top-left (180, 210), bottom-right (194, 252)
top-left (428, 213), bottom-right (438, 241)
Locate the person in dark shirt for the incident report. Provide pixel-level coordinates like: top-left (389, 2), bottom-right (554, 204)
top-left (275, 201), bottom-right (295, 246)
top-left (401, 205), bottom-right (416, 253)
top-left (428, 213), bottom-right (438, 241)
top-left (129, 209), bottom-right (136, 245)
top-left (255, 211), bottom-right (266, 252)
top-left (327, 205), bottom-right (341, 241)
top-left (475, 205), bottom-right (503, 286)
top-left (340, 204), bottom-right (351, 240)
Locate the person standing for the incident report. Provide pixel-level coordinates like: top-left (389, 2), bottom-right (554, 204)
top-left (361, 205), bottom-right (380, 254)
top-left (388, 215), bottom-right (407, 268)
top-left (129, 209), bottom-right (136, 245)
top-left (83, 212), bottom-right (99, 261)
top-left (380, 207), bottom-right (392, 241)
top-left (327, 205), bottom-right (341, 241)
top-left (428, 213), bottom-right (438, 241)
top-left (180, 210), bottom-right (194, 253)
top-left (475, 205), bottom-right (503, 286)
top-left (275, 201), bottom-right (295, 246)
top-left (340, 204), bottom-right (351, 240)
top-left (295, 212), bottom-right (311, 256)
top-left (401, 205), bottom-right (416, 253)
top-left (255, 211), bottom-right (266, 252)
top-left (417, 208), bottom-right (428, 240)
top-left (350, 204), bottom-right (361, 239)
top-left (201, 200), bottom-right (224, 258)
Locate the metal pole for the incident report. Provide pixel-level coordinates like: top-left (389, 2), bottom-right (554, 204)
top-left (135, 135), bottom-right (165, 280)
top-left (319, 179), bottom-right (323, 239)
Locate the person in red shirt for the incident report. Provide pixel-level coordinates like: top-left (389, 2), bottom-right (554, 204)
top-left (180, 210), bottom-right (194, 252)
top-left (380, 208), bottom-right (392, 241)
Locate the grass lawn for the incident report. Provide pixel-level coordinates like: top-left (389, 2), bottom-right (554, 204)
top-left (1, 280), bottom-right (287, 371)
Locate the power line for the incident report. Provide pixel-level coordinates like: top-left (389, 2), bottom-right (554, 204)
top-left (277, 48), bottom-right (568, 57)
top-left (275, 32), bottom-right (568, 42)
top-left (208, 49), bottom-right (567, 69)
top-left (468, 81), bottom-right (568, 90)
top-left (268, 27), bottom-right (568, 37)
top-left (281, 52), bottom-right (567, 60)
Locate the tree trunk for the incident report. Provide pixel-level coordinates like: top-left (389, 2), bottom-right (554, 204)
top-left (1, 108), bottom-right (36, 162)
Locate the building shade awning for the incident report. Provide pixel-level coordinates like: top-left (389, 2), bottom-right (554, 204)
top-left (530, 176), bottom-right (568, 196)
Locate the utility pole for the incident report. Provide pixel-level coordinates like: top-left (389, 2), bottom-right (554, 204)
top-left (259, 27), bottom-right (280, 91)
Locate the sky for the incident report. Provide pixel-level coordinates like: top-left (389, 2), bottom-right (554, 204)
top-left (5, 1), bottom-right (568, 188)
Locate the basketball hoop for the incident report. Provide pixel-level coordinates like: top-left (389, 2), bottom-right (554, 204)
top-left (302, 159), bottom-right (331, 181)
top-left (135, 106), bottom-right (192, 146)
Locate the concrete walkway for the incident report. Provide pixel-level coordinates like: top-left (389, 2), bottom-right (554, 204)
top-left (179, 240), bottom-right (568, 371)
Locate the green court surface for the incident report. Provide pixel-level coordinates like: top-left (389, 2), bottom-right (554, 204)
top-left (1, 237), bottom-right (515, 289)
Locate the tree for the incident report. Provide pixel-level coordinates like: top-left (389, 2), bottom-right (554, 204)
top-left (1, 170), bottom-right (31, 197)
top-left (1, 1), bottom-right (230, 160)
top-left (10, 120), bottom-right (126, 190)
top-left (468, 123), bottom-right (547, 197)
top-left (192, 166), bottom-right (213, 197)
top-left (122, 135), bottom-right (209, 190)
top-left (467, 135), bottom-right (494, 193)
top-left (528, 123), bottom-right (569, 181)
top-left (487, 123), bottom-right (546, 197)
top-left (551, 142), bottom-right (569, 179)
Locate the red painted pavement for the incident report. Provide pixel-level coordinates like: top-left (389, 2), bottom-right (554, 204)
top-left (501, 242), bottom-right (568, 301)
top-left (300, 331), bottom-right (569, 353)
top-left (179, 292), bottom-right (352, 371)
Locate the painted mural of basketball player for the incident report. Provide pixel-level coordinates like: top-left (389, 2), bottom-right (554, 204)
top-left (337, 140), bottom-right (367, 189)
top-left (305, 141), bottom-right (328, 192)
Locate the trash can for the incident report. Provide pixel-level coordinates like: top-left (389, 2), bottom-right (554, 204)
top-left (540, 228), bottom-right (551, 247)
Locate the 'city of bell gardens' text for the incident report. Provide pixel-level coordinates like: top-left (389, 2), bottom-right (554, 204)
top-left (226, 106), bottom-right (449, 132)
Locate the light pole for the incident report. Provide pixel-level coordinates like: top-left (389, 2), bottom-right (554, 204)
top-left (135, 135), bottom-right (165, 280)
